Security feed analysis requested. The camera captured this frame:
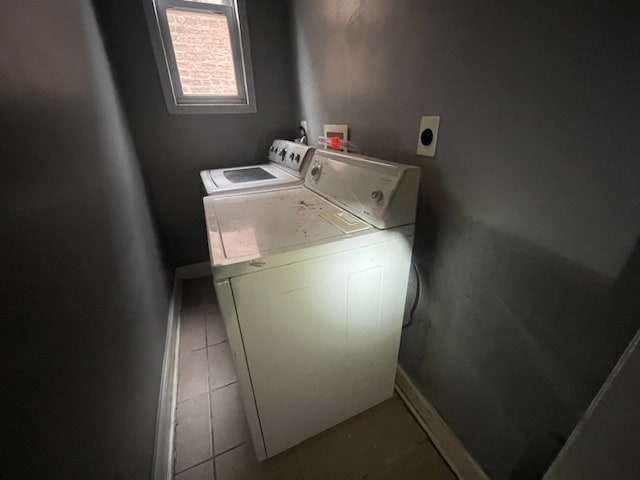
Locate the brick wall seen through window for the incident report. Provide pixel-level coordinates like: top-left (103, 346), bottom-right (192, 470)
top-left (166, 9), bottom-right (238, 96)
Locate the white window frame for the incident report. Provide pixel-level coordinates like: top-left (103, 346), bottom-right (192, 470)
top-left (145, 0), bottom-right (256, 114)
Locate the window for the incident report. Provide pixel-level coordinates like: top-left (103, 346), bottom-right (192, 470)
top-left (147, 0), bottom-right (256, 114)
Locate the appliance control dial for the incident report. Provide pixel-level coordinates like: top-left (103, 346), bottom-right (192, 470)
top-left (310, 163), bottom-right (322, 179)
top-left (371, 190), bottom-right (384, 203)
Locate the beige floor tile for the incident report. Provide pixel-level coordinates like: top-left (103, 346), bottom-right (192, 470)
top-left (201, 290), bottom-right (218, 313)
top-left (178, 349), bottom-right (209, 403)
top-left (214, 446), bottom-right (302, 480)
top-left (208, 342), bottom-right (237, 390)
top-left (198, 278), bottom-right (217, 311)
top-left (388, 440), bottom-right (456, 480)
top-left (353, 395), bottom-right (427, 461)
top-left (211, 383), bottom-right (250, 454)
top-left (175, 393), bottom-right (213, 474)
top-left (174, 460), bottom-right (215, 480)
top-left (215, 444), bottom-right (267, 480)
top-left (293, 418), bottom-right (388, 480)
top-left (292, 394), bottom-right (432, 480)
top-left (263, 450), bottom-right (303, 480)
top-left (180, 308), bottom-right (206, 354)
top-left (205, 310), bottom-right (226, 346)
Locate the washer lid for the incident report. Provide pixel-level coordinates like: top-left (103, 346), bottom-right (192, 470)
top-left (204, 187), bottom-right (371, 263)
top-left (223, 167), bottom-right (276, 183)
top-left (208, 163), bottom-right (297, 190)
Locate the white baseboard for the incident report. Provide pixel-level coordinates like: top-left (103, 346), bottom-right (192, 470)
top-left (395, 366), bottom-right (490, 480)
top-left (152, 274), bottom-right (183, 480)
top-left (152, 262), bottom-right (211, 480)
top-left (175, 261), bottom-right (211, 280)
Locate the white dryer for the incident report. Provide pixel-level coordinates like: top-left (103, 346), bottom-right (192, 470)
top-left (200, 139), bottom-right (314, 195)
top-left (203, 149), bottom-right (420, 460)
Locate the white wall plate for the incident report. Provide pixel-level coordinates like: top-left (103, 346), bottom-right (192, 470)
top-left (324, 124), bottom-right (349, 152)
top-left (417, 116), bottom-right (440, 157)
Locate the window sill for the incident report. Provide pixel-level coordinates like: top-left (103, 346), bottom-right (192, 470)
top-left (165, 102), bottom-right (257, 115)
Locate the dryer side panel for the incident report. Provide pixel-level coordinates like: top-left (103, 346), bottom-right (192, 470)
top-left (230, 235), bottom-right (414, 457)
top-left (214, 279), bottom-right (267, 460)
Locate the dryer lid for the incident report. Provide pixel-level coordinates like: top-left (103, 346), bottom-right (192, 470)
top-left (204, 187), bottom-right (371, 263)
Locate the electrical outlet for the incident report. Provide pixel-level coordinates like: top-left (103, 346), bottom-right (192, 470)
top-left (417, 116), bottom-right (440, 157)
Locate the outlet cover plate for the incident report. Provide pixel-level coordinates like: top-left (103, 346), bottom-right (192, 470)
top-left (417, 116), bottom-right (440, 157)
top-left (324, 124), bottom-right (349, 152)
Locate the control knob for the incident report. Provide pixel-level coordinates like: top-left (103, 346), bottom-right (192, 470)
top-left (310, 164), bottom-right (322, 178)
top-left (371, 190), bottom-right (384, 203)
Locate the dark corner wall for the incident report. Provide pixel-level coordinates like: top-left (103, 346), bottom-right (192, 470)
top-left (291, 1), bottom-right (640, 479)
top-left (1, 1), bottom-right (170, 478)
top-left (93, 0), bottom-right (299, 267)
top-left (544, 328), bottom-right (640, 480)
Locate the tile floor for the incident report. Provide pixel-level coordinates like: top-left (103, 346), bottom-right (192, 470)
top-left (174, 276), bottom-right (457, 480)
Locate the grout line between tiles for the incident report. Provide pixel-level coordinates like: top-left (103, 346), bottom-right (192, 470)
top-left (181, 339), bottom-right (227, 358)
top-left (175, 380), bottom-right (235, 407)
top-left (205, 327), bottom-right (218, 480)
top-left (213, 440), bottom-right (249, 459)
top-left (210, 380), bottom-right (237, 394)
top-left (178, 346), bottom-right (208, 358)
top-left (174, 282), bottom-right (216, 478)
top-left (290, 447), bottom-right (306, 480)
top-left (202, 303), bottom-right (210, 348)
top-left (206, 339), bottom-right (227, 348)
top-left (173, 456), bottom-right (214, 476)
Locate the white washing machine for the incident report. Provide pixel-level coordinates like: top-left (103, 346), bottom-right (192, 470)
top-left (200, 139), bottom-right (314, 195)
top-left (203, 149), bottom-right (420, 460)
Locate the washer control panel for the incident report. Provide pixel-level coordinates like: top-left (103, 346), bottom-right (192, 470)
top-left (268, 140), bottom-right (314, 175)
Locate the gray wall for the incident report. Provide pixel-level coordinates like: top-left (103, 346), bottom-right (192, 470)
top-left (291, 1), bottom-right (640, 478)
top-left (544, 328), bottom-right (640, 480)
top-left (94, 0), bottom-right (299, 266)
top-left (0, 1), bottom-right (170, 478)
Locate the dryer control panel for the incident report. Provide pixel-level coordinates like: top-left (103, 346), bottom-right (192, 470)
top-left (268, 140), bottom-right (314, 177)
top-left (305, 150), bottom-right (420, 230)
